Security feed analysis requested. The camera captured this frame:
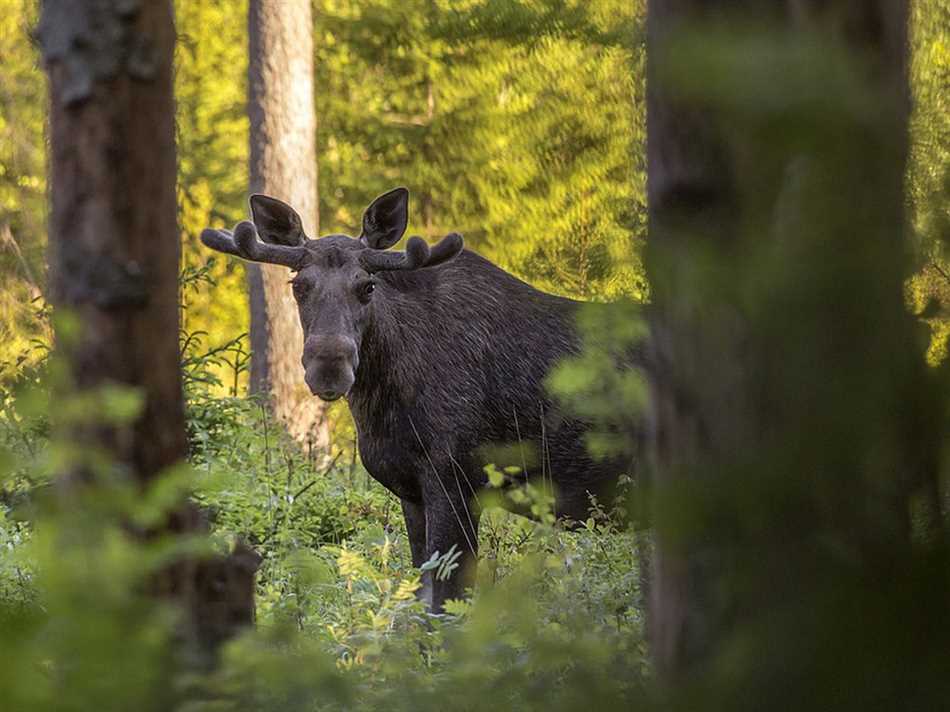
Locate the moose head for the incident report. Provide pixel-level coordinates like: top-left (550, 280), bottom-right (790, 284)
top-left (201, 188), bottom-right (463, 401)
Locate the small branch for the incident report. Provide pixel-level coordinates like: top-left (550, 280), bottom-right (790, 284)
top-left (292, 451), bottom-right (343, 501)
top-left (380, 112), bottom-right (432, 127)
top-left (259, 402), bottom-right (271, 477)
top-left (1, 223), bottom-right (42, 298)
top-left (930, 260), bottom-right (950, 288)
top-left (258, 451), bottom-right (344, 547)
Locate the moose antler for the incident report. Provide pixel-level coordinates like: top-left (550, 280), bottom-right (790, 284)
top-left (359, 233), bottom-right (463, 274)
top-left (200, 221), bottom-right (308, 270)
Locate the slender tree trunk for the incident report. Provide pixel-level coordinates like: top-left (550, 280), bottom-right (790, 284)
top-left (247, 0), bottom-right (327, 447)
top-left (646, 0), bottom-right (924, 684)
top-left (38, 0), bottom-right (257, 663)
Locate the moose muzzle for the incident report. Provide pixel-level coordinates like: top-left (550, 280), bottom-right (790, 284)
top-left (302, 335), bottom-right (358, 402)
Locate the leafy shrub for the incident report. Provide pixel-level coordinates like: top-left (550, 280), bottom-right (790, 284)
top-left (0, 262), bottom-right (651, 709)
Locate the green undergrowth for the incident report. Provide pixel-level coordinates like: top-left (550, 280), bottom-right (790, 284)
top-left (187, 378), bottom-right (649, 687)
top-left (0, 326), bottom-right (649, 709)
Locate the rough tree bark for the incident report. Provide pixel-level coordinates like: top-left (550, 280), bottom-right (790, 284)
top-left (39, 0), bottom-right (184, 481)
top-left (247, 0), bottom-right (327, 446)
top-left (38, 0), bottom-right (257, 662)
top-left (646, 0), bottom-right (923, 682)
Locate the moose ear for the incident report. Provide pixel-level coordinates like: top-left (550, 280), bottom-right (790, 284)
top-left (361, 187), bottom-right (409, 250)
top-left (249, 194), bottom-right (306, 246)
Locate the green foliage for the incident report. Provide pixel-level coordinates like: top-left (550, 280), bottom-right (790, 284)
top-left (315, 0), bottom-right (646, 300)
top-left (175, 0), bottom-right (252, 393)
top-left (907, 1), bottom-right (950, 362)
top-left (0, 328), bottom-right (651, 708)
top-left (0, 0), bottom-right (48, 367)
top-left (548, 301), bottom-right (649, 460)
top-left (0, 350), bottom-right (205, 711)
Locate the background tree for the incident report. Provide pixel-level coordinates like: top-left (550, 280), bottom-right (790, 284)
top-left (37, 0), bottom-right (255, 666)
top-left (39, 0), bottom-right (185, 489)
top-left (646, 0), bottom-right (948, 701)
top-left (247, 0), bottom-right (326, 446)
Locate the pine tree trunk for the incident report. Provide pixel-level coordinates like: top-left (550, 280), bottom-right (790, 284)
top-left (247, 0), bottom-right (327, 447)
top-left (646, 0), bottom-right (918, 681)
top-left (39, 0), bottom-right (258, 663)
top-left (40, 0), bottom-right (185, 481)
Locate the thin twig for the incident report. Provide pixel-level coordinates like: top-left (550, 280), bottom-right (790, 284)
top-left (539, 401), bottom-right (550, 495)
top-left (930, 260), bottom-right (950, 288)
top-left (1, 223), bottom-right (41, 295)
top-left (512, 405), bottom-right (529, 479)
top-left (448, 451), bottom-right (481, 505)
top-left (260, 451), bottom-right (344, 546)
top-left (292, 451), bottom-right (342, 501)
top-left (259, 401), bottom-right (271, 477)
top-left (449, 458), bottom-right (478, 542)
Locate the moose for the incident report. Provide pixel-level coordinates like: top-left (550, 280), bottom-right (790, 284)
top-left (201, 188), bottom-right (638, 611)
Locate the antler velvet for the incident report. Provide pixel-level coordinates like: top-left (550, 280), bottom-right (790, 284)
top-left (359, 233), bottom-right (463, 274)
top-left (200, 221), bottom-right (308, 270)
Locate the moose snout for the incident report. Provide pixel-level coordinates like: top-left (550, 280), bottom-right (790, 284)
top-left (302, 335), bottom-right (358, 401)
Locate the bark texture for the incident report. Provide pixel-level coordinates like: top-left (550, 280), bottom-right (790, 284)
top-left (39, 0), bottom-right (257, 663)
top-left (646, 0), bottom-right (917, 680)
top-left (41, 0), bottom-right (185, 479)
top-left (247, 0), bottom-right (327, 446)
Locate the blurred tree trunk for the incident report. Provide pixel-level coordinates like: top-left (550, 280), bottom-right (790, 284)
top-left (40, 0), bottom-right (185, 491)
top-left (646, 0), bottom-right (932, 685)
top-left (39, 0), bottom-right (257, 662)
top-left (247, 0), bottom-right (327, 447)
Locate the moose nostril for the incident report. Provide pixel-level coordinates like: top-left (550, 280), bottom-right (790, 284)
top-left (304, 336), bottom-right (358, 364)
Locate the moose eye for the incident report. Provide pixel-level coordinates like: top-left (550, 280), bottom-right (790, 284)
top-left (358, 280), bottom-right (376, 302)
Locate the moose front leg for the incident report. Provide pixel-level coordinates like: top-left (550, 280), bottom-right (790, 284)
top-left (400, 498), bottom-right (432, 607)
top-left (423, 483), bottom-right (480, 613)
top-left (400, 498), bottom-right (427, 567)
